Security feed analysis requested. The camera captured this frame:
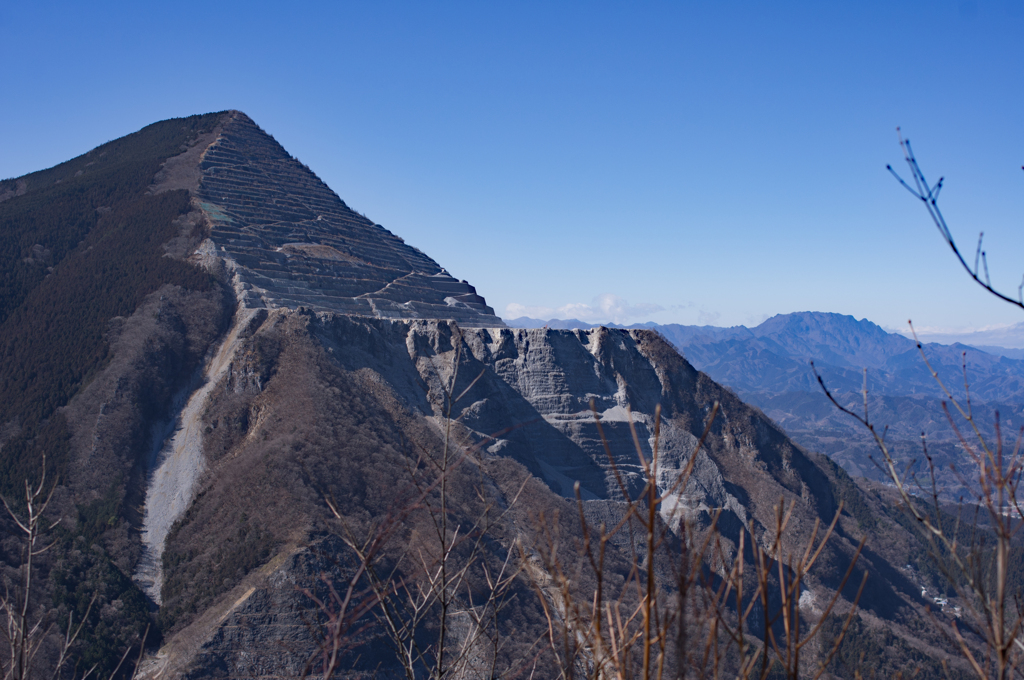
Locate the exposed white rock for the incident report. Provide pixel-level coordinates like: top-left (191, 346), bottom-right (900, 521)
top-left (318, 319), bottom-right (747, 524)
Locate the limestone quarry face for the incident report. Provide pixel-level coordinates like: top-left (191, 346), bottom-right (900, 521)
top-left (189, 111), bottom-right (504, 327)
top-left (317, 319), bottom-right (762, 524)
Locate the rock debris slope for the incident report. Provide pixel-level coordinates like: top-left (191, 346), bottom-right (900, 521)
top-left (133, 307), bottom-right (263, 604)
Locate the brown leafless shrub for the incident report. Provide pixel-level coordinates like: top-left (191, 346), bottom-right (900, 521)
top-left (811, 136), bottom-right (1024, 679)
top-left (304, 331), bottom-right (534, 679)
top-left (0, 456), bottom-right (150, 680)
top-left (816, 332), bottom-right (1024, 680)
top-left (524, 401), bottom-right (866, 680)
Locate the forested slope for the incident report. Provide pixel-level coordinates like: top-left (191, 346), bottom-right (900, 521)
top-left (0, 112), bottom-right (234, 672)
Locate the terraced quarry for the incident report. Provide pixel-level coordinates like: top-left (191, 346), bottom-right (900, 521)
top-left (195, 112), bottom-right (504, 327)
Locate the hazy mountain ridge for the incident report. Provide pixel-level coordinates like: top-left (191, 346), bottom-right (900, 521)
top-left (907, 322), bottom-right (1024, 350)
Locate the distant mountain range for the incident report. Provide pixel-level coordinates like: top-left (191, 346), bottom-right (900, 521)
top-left (506, 312), bottom-right (1024, 487)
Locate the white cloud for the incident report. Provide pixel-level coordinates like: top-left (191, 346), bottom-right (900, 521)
top-left (504, 302), bottom-right (556, 320)
top-left (888, 321), bottom-right (1024, 349)
top-left (697, 309), bottom-right (722, 325)
top-left (505, 294), bottom-right (664, 325)
top-left (891, 322), bottom-right (1018, 336)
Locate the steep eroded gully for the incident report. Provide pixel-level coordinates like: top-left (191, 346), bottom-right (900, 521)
top-left (134, 306), bottom-right (262, 603)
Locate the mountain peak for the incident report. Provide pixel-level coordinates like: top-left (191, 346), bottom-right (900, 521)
top-left (748, 311), bottom-right (910, 368)
top-left (756, 311), bottom-right (885, 336)
top-left (188, 112), bottom-right (505, 326)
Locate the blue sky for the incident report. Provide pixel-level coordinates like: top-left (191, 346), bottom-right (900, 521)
top-left (2, 1), bottom-right (1022, 332)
